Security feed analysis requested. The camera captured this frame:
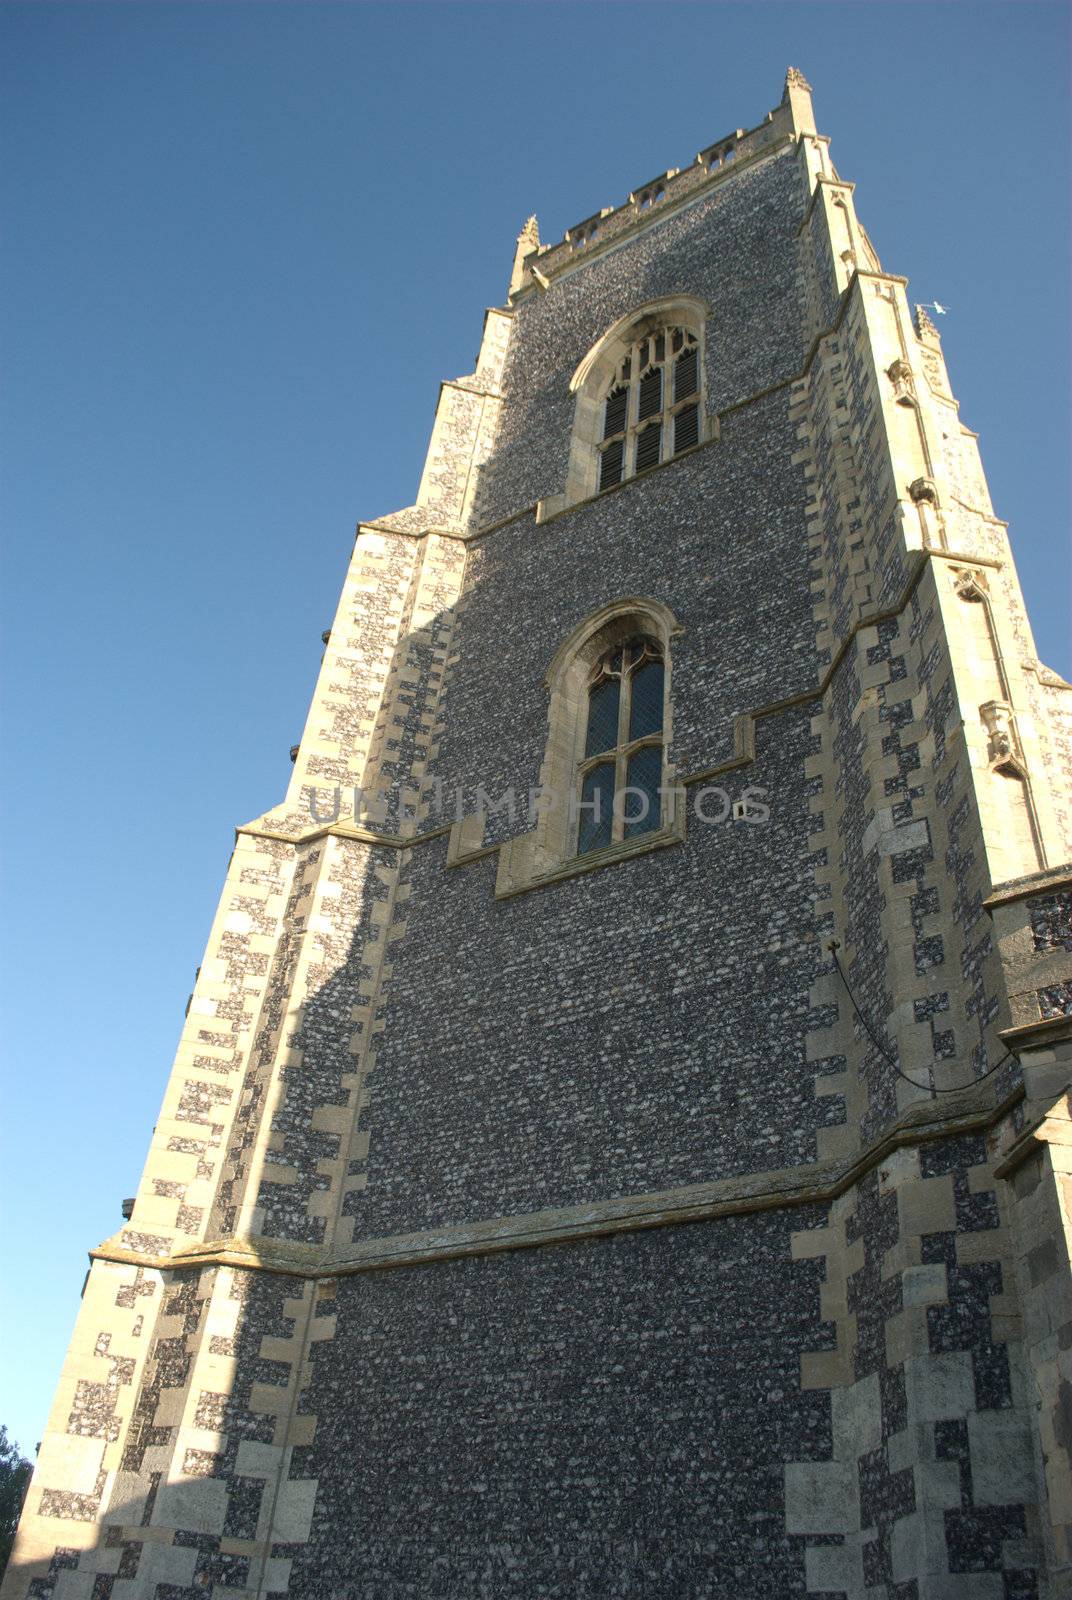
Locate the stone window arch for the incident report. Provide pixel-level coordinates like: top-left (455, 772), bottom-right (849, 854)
top-left (564, 297), bottom-right (711, 505)
top-left (576, 634), bottom-right (666, 855)
top-left (491, 599), bottom-right (685, 897)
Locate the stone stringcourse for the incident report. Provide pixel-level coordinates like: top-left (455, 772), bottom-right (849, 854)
top-left (5, 69), bottom-right (1072, 1600)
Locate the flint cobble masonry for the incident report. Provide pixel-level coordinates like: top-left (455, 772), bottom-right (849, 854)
top-left (6, 70), bottom-right (1072, 1600)
top-left (290, 1211), bottom-right (835, 1598)
top-left (355, 702), bottom-right (833, 1239)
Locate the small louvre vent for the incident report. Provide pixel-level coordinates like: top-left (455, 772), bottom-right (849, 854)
top-left (599, 439), bottom-right (624, 491)
top-left (637, 367), bottom-right (662, 421)
top-left (674, 404), bottom-right (699, 455)
top-left (674, 347), bottom-right (698, 402)
top-left (635, 423), bottom-right (661, 473)
top-left (603, 387), bottom-right (628, 440)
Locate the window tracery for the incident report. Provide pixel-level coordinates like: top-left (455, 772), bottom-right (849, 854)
top-left (549, 298), bottom-right (710, 515)
top-left (597, 325), bottom-right (701, 492)
top-left (480, 598), bottom-right (683, 897)
top-left (577, 636), bottom-right (666, 854)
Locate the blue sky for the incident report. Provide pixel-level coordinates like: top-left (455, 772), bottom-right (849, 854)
top-left (1, 2), bottom-right (1068, 1455)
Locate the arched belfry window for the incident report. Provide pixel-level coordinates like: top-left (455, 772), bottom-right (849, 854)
top-left (557, 298), bottom-right (709, 511)
top-left (578, 636), bottom-right (665, 854)
top-left (597, 326), bottom-right (700, 491)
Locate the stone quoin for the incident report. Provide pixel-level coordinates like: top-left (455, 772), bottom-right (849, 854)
top-left (6, 69), bottom-right (1072, 1600)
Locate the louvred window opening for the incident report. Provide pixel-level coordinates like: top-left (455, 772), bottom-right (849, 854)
top-left (595, 323), bottom-right (701, 492)
top-left (599, 437), bottom-right (624, 491)
top-left (635, 423), bottom-right (662, 472)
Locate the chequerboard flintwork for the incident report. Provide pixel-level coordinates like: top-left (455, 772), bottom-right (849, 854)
top-left (6, 69), bottom-right (1072, 1600)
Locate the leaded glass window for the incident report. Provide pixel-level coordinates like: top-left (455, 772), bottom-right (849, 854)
top-left (596, 324), bottom-right (701, 491)
top-left (576, 637), bottom-right (665, 855)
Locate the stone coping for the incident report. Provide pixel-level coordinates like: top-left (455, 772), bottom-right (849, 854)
top-left (998, 1014), bottom-right (1072, 1050)
top-left (985, 864), bottom-right (1072, 911)
top-left (992, 1081), bottom-right (1072, 1179)
top-left (513, 134), bottom-right (796, 299)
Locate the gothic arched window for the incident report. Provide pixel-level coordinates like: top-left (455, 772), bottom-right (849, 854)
top-left (577, 635), bottom-right (666, 854)
top-left (485, 598), bottom-right (684, 897)
top-left (597, 325), bottom-right (701, 492)
top-left (553, 299), bottom-right (709, 513)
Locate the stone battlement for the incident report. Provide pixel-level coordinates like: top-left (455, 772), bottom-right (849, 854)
top-left (512, 67), bottom-right (818, 296)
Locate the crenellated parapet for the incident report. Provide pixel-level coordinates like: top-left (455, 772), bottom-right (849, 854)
top-left (509, 67), bottom-right (822, 301)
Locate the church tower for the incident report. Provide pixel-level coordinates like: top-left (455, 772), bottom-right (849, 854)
top-left (7, 70), bottom-right (1072, 1599)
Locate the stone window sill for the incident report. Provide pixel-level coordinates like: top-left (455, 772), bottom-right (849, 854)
top-left (492, 810), bottom-right (686, 900)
